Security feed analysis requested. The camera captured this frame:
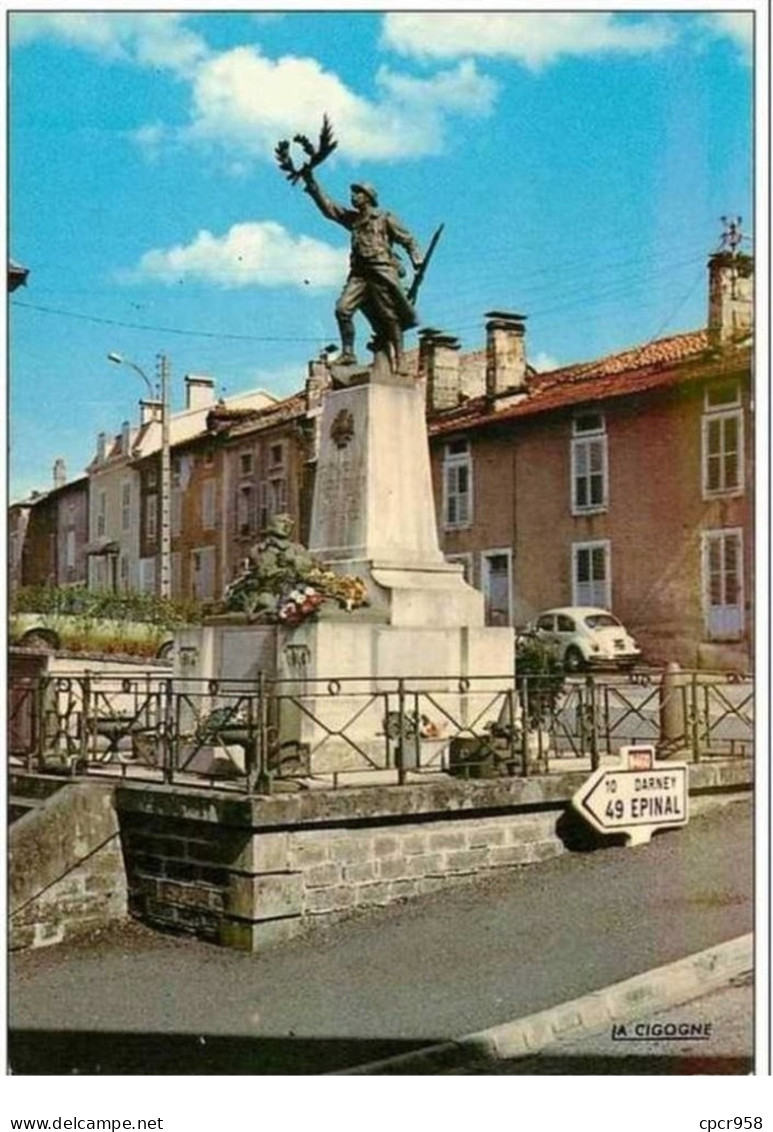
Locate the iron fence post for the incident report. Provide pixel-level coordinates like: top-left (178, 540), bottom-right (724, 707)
top-left (411, 688), bottom-right (421, 772)
top-left (586, 674), bottom-right (599, 771)
top-left (384, 690), bottom-right (393, 770)
top-left (690, 672), bottom-right (701, 762)
top-left (29, 677), bottom-right (42, 772)
top-left (245, 689), bottom-right (258, 794)
top-left (256, 671), bottom-right (272, 794)
top-left (35, 676), bottom-right (49, 770)
top-left (162, 678), bottom-right (174, 783)
top-left (80, 673), bottom-right (91, 766)
top-left (520, 677), bottom-right (530, 776)
top-left (506, 686), bottom-right (518, 774)
top-left (397, 678), bottom-right (406, 785)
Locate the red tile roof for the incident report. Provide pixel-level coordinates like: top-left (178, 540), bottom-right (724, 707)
top-left (428, 329), bottom-right (751, 436)
top-left (207, 390), bottom-right (307, 438)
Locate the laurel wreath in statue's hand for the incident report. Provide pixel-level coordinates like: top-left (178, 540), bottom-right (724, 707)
top-left (274, 115), bottom-right (338, 185)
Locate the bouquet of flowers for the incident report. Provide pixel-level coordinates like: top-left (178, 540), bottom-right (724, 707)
top-left (307, 568), bottom-right (368, 612)
top-left (277, 585), bottom-right (326, 626)
top-left (220, 515), bottom-right (369, 624)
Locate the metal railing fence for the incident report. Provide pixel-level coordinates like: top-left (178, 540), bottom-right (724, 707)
top-left (8, 668), bottom-right (753, 794)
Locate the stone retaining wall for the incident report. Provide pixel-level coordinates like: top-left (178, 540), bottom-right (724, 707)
top-left (115, 760), bottom-right (752, 952)
top-left (9, 780), bottom-right (128, 950)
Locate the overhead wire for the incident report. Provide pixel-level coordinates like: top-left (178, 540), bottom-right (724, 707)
top-left (9, 299), bottom-right (324, 343)
top-left (10, 243), bottom-right (720, 349)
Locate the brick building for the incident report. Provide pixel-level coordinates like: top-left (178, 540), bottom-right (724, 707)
top-left (10, 244), bottom-right (753, 672)
top-left (92, 375), bottom-right (276, 596)
top-left (10, 464), bottom-right (89, 593)
top-left (424, 250), bottom-right (754, 670)
top-left (132, 361), bottom-right (329, 601)
top-left (205, 360), bottom-right (329, 594)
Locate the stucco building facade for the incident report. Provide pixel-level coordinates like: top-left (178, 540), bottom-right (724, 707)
top-left (425, 251), bottom-right (753, 669)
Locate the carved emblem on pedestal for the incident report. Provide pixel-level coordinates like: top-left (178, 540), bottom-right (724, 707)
top-left (331, 408), bottom-right (355, 449)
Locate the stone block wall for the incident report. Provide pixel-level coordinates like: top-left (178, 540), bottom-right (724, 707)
top-left (288, 812), bottom-right (561, 921)
top-left (117, 801), bottom-right (564, 951)
top-left (9, 781), bottom-right (127, 950)
top-left (10, 761), bottom-right (752, 953)
top-left (10, 839), bottom-right (127, 950)
top-left (118, 808), bottom-right (247, 943)
top-left (115, 760), bottom-right (752, 953)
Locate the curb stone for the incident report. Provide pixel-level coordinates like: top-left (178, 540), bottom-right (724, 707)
top-left (339, 933), bottom-right (753, 1074)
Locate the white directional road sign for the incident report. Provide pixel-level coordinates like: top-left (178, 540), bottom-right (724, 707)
top-left (572, 758), bottom-right (689, 846)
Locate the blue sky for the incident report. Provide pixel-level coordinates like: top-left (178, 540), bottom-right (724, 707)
top-left (8, 8), bottom-right (755, 502)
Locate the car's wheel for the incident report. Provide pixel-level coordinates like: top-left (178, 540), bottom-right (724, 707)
top-left (564, 645), bottom-right (585, 673)
top-left (18, 627), bottom-right (60, 651)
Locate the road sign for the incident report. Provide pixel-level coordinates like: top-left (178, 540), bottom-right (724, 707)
top-left (572, 751), bottom-right (689, 846)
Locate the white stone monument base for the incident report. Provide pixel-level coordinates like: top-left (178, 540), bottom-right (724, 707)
top-left (272, 616), bottom-right (515, 775)
top-left (171, 360), bottom-right (519, 780)
top-left (172, 617), bottom-right (516, 778)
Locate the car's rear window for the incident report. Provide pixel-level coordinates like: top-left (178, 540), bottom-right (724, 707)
top-left (585, 614), bottom-right (621, 629)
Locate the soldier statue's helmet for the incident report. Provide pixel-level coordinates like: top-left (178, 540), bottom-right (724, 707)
top-left (264, 513), bottom-right (294, 539)
top-left (350, 182), bottom-right (378, 206)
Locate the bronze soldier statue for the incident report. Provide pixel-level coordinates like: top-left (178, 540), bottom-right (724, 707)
top-left (275, 117), bottom-right (441, 374)
top-left (300, 172), bottom-right (424, 372)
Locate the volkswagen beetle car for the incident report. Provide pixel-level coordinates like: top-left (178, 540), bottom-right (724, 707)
top-left (525, 607), bottom-right (642, 672)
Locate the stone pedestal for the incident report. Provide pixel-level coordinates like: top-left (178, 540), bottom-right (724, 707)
top-left (309, 368), bottom-right (484, 626)
top-left (175, 364), bottom-right (515, 779)
top-left (289, 366), bottom-right (514, 771)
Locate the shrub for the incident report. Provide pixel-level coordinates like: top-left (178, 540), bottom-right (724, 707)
top-left (516, 634), bottom-right (565, 728)
top-left (10, 586), bottom-right (207, 659)
top-left (12, 585), bottom-right (205, 627)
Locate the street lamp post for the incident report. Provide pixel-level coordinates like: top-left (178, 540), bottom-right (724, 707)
top-left (108, 351), bottom-right (172, 599)
top-left (156, 352), bottom-right (172, 600)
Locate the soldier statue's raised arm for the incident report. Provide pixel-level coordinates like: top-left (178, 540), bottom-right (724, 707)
top-left (300, 169), bottom-right (424, 372)
top-left (276, 117), bottom-right (442, 375)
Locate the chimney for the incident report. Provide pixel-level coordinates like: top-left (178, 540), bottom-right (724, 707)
top-left (96, 432), bottom-right (108, 463)
top-left (53, 458), bottom-right (66, 489)
top-left (485, 311), bottom-right (528, 398)
top-left (708, 251), bottom-right (753, 346)
top-left (140, 398), bottom-right (163, 427)
top-left (120, 420), bottom-right (131, 453)
top-left (185, 374), bottom-right (216, 410)
top-left (419, 328), bottom-right (461, 411)
top-left (305, 355), bottom-right (332, 411)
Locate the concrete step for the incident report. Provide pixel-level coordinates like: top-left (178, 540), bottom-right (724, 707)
top-left (8, 773), bottom-right (68, 824)
top-left (9, 771), bottom-right (70, 800)
top-left (8, 795), bottom-right (45, 824)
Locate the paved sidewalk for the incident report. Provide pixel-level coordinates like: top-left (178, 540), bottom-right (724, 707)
top-left (348, 934), bottom-right (753, 1073)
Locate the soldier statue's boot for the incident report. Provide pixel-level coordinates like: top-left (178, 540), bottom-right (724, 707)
top-left (384, 324), bottom-right (404, 372)
top-left (336, 315), bottom-right (357, 366)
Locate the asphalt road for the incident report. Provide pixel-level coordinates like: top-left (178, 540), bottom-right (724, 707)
top-left (9, 798), bottom-right (752, 1074)
top-left (455, 978), bottom-right (755, 1075)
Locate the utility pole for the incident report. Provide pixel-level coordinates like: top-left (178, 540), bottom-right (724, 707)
top-left (108, 350), bottom-right (172, 599)
top-left (157, 352), bottom-right (172, 599)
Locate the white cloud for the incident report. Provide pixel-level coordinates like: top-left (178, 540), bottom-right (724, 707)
top-left (699, 13), bottom-right (753, 64)
top-left (132, 122), bottom-right (171, 162)
top-left (11, 12), bottom-right (497, 164)
top-left (531, 351), bottom-right (561, 373)
top-left (129, 221), bottom-right (347, 290)
top-left (382, 13), bottom-right (675, 68)
top-left (185, 46), bottom-right (496, 161)
top-left (10, 12), bottom-right (208, 75)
